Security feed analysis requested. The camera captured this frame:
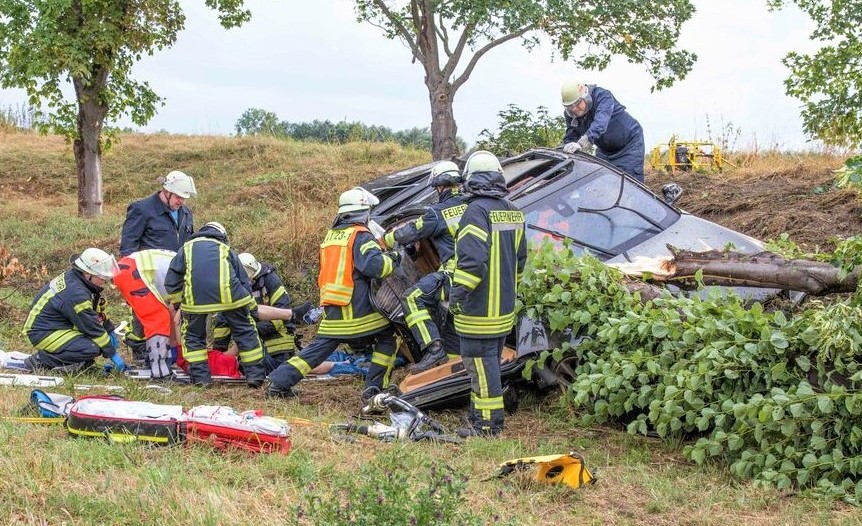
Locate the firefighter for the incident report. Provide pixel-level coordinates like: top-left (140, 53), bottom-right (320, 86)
top-left (120, 170), bottom-right (197, 358)
top-left (212, 252), bottom-right (315, 368)
top-left (267, 188), bottom-right (402, 399)
top-left (164, 222), bottom-right (265, 387)
top-left (22, 248), bottom-right (127, 374)
top-left (113, 249), bottom-right (179, 379)
top-left (560, 79), bottom-right (646, 183)
top-left (448, 151), bottom-right (527, 438)
top-left (382, 160), bottom-right (467, 374)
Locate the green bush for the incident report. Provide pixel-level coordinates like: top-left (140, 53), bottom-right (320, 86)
top-left (476, 105), bottom-right (566, 156)
top-left (520, 240), bottom-right (862, 503)
top-left (291, 451), bottom-right (486, 525)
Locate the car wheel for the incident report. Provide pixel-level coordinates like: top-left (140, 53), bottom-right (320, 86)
top-left (552, 355), bottom-right (579, 391)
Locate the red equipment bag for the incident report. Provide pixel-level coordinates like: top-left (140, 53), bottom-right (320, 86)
top-left (184, 406), bottom-right (291, 455)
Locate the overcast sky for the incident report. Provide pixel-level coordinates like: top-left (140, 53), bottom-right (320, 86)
top-left (0, 0), bottom-right (820, 151)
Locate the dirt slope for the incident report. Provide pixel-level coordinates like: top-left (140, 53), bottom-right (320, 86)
top-left (646, 155), bottom-right (862, 250)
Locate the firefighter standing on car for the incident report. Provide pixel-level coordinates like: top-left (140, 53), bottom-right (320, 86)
top-left (212, 252), bottom-right (315, 369)
top-left (21, 248), bottom-right (127, 374)
top-left (561, 79), bottom-right (646, 183)
top-left (164, 222), bottom-right (266, 387)
top-left (119, 170), bottom-right (197, 358)
top-left (267, 188), bottom-right (402, 399)
top-left (448, 151), bottom-right (527, 438)
top-left (382, 161), bottom-right (467, 374)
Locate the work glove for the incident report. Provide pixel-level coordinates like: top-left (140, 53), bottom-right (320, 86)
top-left (562, 141), bottom-right (581, 154)
top-left (577, 134), bottom-right (593, 151)
top-left (387, 251), bottom-right (402, 267)
top-left (403, 243), bottom-right (419, 261)
top-left (291, 301), bottom-right (314, 323)
top-left (103, 352), bottom-right (128, 374)
top-left (383, 231), bottom-right (396, 249)
top-left (108, 331), bottom-right (120, 351)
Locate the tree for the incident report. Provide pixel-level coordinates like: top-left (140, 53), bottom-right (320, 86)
top-left (769, 1), bottom-right (862, 148)
top-left (354, 0), bottom-right (697, 160)
top-left (0, 0), bottom-right (250, 217)
top-left (235, 108), bottom-right (284, 137)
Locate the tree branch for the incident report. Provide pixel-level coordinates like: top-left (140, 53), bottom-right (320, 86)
top-left (371, 0), bottom-right (423, 62)
top-left (451, 26), bottom-right (533, 92)
top-left (435, 11), bottom-right (452, 57)
top-left (441, 20), bottom-right (476, 80)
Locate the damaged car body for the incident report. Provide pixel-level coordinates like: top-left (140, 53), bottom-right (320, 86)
top-left (363, 148), bottom-right (794, 410)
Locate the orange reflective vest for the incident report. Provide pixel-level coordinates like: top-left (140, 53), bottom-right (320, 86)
top-left (318, 225), bottom-right (370, 306)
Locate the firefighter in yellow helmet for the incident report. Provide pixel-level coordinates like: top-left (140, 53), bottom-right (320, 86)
top-left (22, 248), bottom-right (126, 373)
top-left (448, 151), bottom-right (527, 438)
top-left (560, 79), bottom-right (645, 183)
top-left (267, 188), bottom-right (402, 399)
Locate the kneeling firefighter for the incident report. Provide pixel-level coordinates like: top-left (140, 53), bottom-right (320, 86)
top-left (267, 188), bottom-right (402, 399)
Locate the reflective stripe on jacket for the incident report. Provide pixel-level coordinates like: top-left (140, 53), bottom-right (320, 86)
top-left (388, 189), bottom-right (467, 271)
top-left (22, 269), bottom-right (114, 355)
top-left (451, 197), bottom-right (527, 337)
top-left (164, 237), bottom-right (255, 314)
top-left (318, 223), bottom-right (397, 338)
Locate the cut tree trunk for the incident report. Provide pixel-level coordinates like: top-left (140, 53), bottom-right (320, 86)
top-left (72, 73), bottom-right (109, 218)
top-left (610, 246), bottom-right (859, 296)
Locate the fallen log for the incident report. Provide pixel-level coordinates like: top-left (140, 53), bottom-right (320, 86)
top-left (609, 246), bottom-right (860, 296)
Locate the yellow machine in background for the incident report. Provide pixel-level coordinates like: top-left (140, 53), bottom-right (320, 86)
top-left (650, 135), bottom-right (724, 173)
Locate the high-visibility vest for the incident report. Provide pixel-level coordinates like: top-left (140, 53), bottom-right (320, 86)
top-left (318, 225), bottom-right (369, 306)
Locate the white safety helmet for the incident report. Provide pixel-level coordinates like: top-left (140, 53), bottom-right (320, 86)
top-left (464, 150), bottom-right (503, 180)
top-left (162, 170), bottom-right (197, 199)
top-left (202, 221), bottom-right (227, 237)
top-left (238, 252), bottom-right (262, 279)
top-left (73, 248), bottom-right (119, 280)
top-left (428, 161), bottom-right (463, 188)
top-left (338, 187), bottom-right (379, 214)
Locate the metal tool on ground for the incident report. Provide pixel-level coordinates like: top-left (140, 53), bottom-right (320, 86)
top-left (330, 392), bottom-right (461, 443)
top-left (650, 135), bottom-right (725, 174)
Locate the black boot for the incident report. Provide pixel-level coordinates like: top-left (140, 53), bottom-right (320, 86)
top-left (243, 362), bottom-right (266, 388)
top-left (408, 340), bottom-right (448, 374)
top-left (187, 362), bottom-right (212, 387)
top-left (266, 382), bottom-right (299, 399)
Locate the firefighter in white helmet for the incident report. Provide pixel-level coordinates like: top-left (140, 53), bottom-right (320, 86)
top-left (22, 248), bottom-right (127, 373)
top-left (381, 160), bottom-right (467, 374)
top-left (560, 79), bottom-right (645, 183)
top-left (267, 187), bottom-right (401, 399)
top-left (164, 222), bottom-right (267, 387)
top-left (119, 170), bottom-right (197, 360)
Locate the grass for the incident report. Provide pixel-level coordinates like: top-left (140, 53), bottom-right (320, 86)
top-left (1, 133), bottom-right (860, 525)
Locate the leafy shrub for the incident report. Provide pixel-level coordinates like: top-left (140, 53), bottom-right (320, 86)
top-left (520, 240), bottom-right (862, 503)
top-left (476, 105), bottom-right (566, 156)
top-left (291, 451), bottom-right (486, 525)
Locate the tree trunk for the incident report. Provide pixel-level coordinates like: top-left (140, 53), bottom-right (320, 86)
top-left (427, 82), bottom-right (459, 160)
top-left (611, 247), bottom-right (860, 296)
top-left (72, 74), bottom-right (109, 218)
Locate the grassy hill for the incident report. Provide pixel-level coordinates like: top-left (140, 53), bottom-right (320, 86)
top-left (0, 133), bottom-right (859, 525)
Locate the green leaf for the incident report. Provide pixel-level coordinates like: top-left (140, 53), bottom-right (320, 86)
top-left (795, 355), bottom-right (811, 372)
top-left (802, 453), bottom-right (817, 468)
top-left (652, 322), bottom-right (669, 339)
top-left (817, 396), bottom-right (834, 415)
top-left (770, 331), bottom-right (789, 349)
top-left (690, 447), bottom-right (706, 464)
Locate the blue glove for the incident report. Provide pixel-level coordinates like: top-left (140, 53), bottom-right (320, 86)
top-left (108, 331), bottom-right (120, 351)
top-left (110, 353), bottom-right (127, 372)
top-left (168, 346), bottom-right (179, 365)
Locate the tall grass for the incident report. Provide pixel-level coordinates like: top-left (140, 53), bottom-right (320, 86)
top-left (0, 134), bottom-right (858, 525)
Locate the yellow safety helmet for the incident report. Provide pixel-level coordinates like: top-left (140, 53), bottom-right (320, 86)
top-left (561, 79), bottom-right (589, 107)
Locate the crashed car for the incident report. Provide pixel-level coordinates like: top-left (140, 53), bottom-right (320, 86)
top-left (363, 148), bottom-right (793, 410)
